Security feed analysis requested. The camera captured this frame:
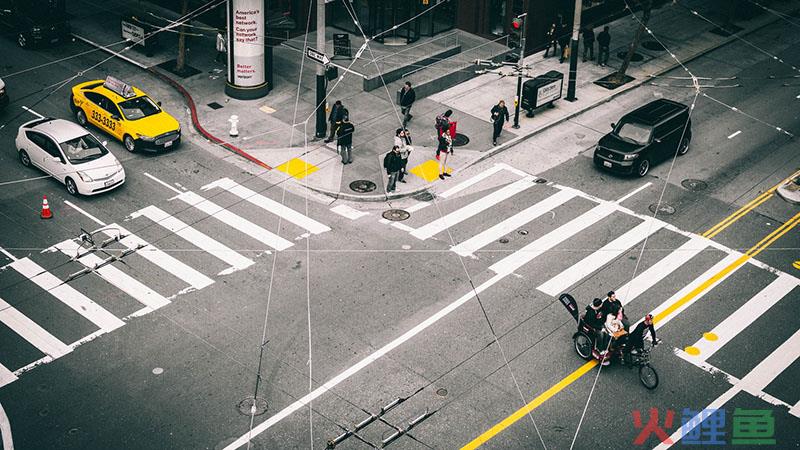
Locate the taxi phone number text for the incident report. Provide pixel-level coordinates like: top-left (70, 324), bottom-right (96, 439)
top-left (92, 110), bottom-right (117, 131)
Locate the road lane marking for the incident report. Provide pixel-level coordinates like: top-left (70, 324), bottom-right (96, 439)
top-left (202, 178), bottom-right (330, 234)
top-left (0, 246), bottom-right (17, 262)
top-left (51, 239), bottom-right (170, 311)
top-left (330, 204), bottom-right (369, 220)
top-left (411, 176), bottom-right (538, 241)
top-left (20, 106), bottom-right (43, 118)
top-left (684, 273), bottom-right (798, 360)
top-left (175, 191), bottom-right (294, 251)
top-left (438, 164), bottom-right (512, 199)
top-left (222, 273), bottom-right (508, 450)
top-left (727, 130), bottom-right (742, 139)
top-left (0, 364), bottom-right (17, 388)
top-left (452, 189), bottom-right (577, 257)
top-left (64, 200), bottom-right (107, 226)
top-left (143, 172), bottom-right (182, 194)
top-left (0, 296), bottom-right (72, 359)
top-left (658, 327), bottom-right (800, 449)
top-left (0, 400), bottom-right (13, 450)
top-left (131, 206), bottom-right (254, 275)
top-left (746, 211), bottom-right (800, 258)
top-left (10, 257), bottom-right (125, 333)
top-left (489, 202), bottom-right (616, 276)
top-left (537, 217), bottom-right (665, 296)
top-left (99, 225), bottom-right (214, 292)
top-left (614, 182), bottom-right (652, 204)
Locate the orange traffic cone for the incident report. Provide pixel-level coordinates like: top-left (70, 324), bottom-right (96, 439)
top-left (40, 195), bottom-right (53, 220)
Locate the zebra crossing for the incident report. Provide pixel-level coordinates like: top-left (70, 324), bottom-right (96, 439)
top-left (0, 175), bottom-right (331, 388)
top-left (381, 163), bottom-right (800, 413)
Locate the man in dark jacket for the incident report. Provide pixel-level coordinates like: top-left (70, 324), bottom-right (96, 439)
top-left (582, 27), bottom-right (595, 62)
top-left (602, 290), bottom-right (629, 331)
top-left (557, 17), bottom-right (570, 63)
top-left (384, 145), bottom-right (403, 192)
top-left (597, 26), bottom-right (611, 67)
top-left (628, 314), bottom-right (657, 352)
top-left (490, 100), bottom-right (509, 146)
top-left (336, 115), bottom-right (355, 164)
top-left (399, 81), bottom-right (416, 127)
top-left (325, 100), bottom-right (346, 143)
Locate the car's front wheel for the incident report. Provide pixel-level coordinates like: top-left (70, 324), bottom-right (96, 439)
top-left (17, 33), bottom-right (27, 48)
top-left (76, 108), bottom-right (88, 126)
top-left (636, 159), bottom-right (650, 177)
top-left (677, 136), bottom-right (691, 156)
top-left (65, 177), bottom-right (79, 196)
top-left (19, 150), bottom-right (31, 167)
top-left (123, 135), bottom-right (137, 153)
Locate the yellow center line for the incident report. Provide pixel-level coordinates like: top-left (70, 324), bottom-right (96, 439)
top-left (462, 210), bottom-right (800, 449)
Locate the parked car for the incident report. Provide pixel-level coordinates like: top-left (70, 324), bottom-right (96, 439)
top-left (70, 76), bottom-right (181, 152)
top-left (0, 77), bottom-right (8, 111)
top-left (776, 172), bottom-right (800, 204)
top-left (0, 0), bottom-right (71, 48)
top-left (16, 117), bottom-right (125, 195)
top-left (594, 99), bottom-right (692, 177)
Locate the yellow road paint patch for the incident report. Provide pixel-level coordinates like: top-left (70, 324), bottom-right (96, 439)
top-left (703, 332), bottom-right (718, 341)
top-left (276, 158), bottom-right (318, 179)
top-left (259, 105), bottom-right (276, 114)
top-left (685, 346), bottom-right (701, 356)
top-left (409, 159), bottom-right (452, 182)
top-left (793, 260), bottom-right (800, 270)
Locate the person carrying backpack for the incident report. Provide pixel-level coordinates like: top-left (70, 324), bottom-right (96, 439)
top-left (435, 109), bottom-right (453, 138)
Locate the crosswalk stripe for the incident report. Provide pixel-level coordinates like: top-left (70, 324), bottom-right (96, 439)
top-left (131, 205), bottom-right (254, 275)
top-left (537, 217), bottom-right (666, 296)
top-left (100, 225), bottom-right (214, 291)
top-left (438, 164), bottom-right (509, 199)
top-left (176, 191), bottom-right (294, 251)
top-left (52, 239), bottom-right (170, 311)
top-left (203, 178), bottom-right (331, 234)
top-left (411, 176), bottom-right (538, 241)
top-left (10, 257), bottom-right (125, 333)
top-left (489, 202), bottom-right (616, 276)
top-left (649, 252), bottom-right (743, 328)
top-left (688, 273), bottom-right (798, 361)
top-left (616, 236), bottom-right (708, 303)
top-left (0, 363), bottom-right (17, 388)
top-left (452, 189), bottom-right (577, 257)
top-left (0, 296), bottom-right (72, 359)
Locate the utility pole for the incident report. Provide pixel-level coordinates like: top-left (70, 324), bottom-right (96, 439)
top-left (315, 0), bottom-right (326, 138)
top-left (566, 0), bottom-right (583, 101)
top-left (512, 13), bottom-right (527, 129)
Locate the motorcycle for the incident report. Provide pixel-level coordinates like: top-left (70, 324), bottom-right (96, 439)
top-left (559, 293), bottom-right (659, 389)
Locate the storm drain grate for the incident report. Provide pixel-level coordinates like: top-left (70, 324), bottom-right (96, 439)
top-left (237, 397), bottom-right (268, 416)
top-left (207, 102), bottom-right (224, 110)
top-left (681, 179), bottom-right (708, 192)
top-left (383, 209), bottom-right (410, 221)
top-left (649, 203), bottom-right (676, 215)
top-left (349, 180), bottom-right (376, 193)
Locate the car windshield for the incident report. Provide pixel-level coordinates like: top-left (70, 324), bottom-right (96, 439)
top-left (615, 122), bottom-right (652, 145)
top-left (60, 134), bottom-right (108, 164)
top-left (118, 96), bottom-right (161, 120)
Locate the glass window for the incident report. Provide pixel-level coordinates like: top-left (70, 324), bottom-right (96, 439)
top-left (615, 122), bottom-right (652, 145)
top-left (84, 92), bottom-right (104, 106)
top-left (118, 96), bottom-right (161, 120)
top-left (59, 134), bottom-right (108, 164)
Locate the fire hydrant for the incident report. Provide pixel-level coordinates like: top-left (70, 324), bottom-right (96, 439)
top-left (228, 115), bottom-right (239, 137)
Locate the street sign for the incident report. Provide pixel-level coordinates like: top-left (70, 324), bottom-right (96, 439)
top-left (306, 47), bottom-right (330, 65)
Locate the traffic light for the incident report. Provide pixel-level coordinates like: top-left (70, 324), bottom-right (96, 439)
top-left (511, 17), bottom-right (524, 35)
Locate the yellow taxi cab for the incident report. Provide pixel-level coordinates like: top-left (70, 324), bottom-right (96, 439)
top-left (70, 76), bottom-right (181, 152)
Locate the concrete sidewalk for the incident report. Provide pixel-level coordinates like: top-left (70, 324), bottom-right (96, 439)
top-left (71, 0), bottom-right (799, 202)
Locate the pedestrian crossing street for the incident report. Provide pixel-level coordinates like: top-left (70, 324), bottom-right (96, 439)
top-left (0, 175), bottom-right (331, 389)
top-left (379, 163), bottom-right (800, 416)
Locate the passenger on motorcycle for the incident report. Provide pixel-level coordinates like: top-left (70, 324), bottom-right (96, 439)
top-left (599, 303), bottom-right (626, 365)
top-left (602, 291), bottom-right (629, 331)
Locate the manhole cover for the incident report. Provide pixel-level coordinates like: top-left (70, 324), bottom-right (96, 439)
top-left (207, 102), bottom-right (224, 110)
top-left (436, 388), bottom-right (448, 397)
top-left (349, 180), bottom-right (376, 193)
top-left (681, 179), bottom-right (708, 191)
top-left (237, 397), bottom-right (268, 416)
top-left (499, 238), bottom-right (510, 244)
top-left (617, 51), bottom-right (644, 62)
top-left (383, 209), bottom-right (410, 221)
top-left (413, 191), bottom-right (435, 202)
top-left (535, 178), bottom-right (548, 184)
top-left (648, 203), bottom-right (676, 215)
top-left (641, 41), bottom-right (665, 51)
top-left (452, 133), bottom-right (470, 147)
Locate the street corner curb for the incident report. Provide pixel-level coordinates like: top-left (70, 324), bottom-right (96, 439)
top-left (300, 178), bottom-right (435, 203)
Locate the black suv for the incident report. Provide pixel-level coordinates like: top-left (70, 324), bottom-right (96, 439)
top-left (0, 0), bottom-right (71, 48)
top-left (594, 99), bottom-right (692, 177)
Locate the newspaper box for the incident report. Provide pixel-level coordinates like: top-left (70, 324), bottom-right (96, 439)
top-left (521, 70), bottom-right (563, 116)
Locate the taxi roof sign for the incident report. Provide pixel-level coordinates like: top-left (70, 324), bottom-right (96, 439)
top-left (104, 76), bottom-right (136, 99)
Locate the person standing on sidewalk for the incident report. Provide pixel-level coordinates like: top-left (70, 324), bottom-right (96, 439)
top-left (598, 26), bottom-right (611, 67)
top-left (325, 100), bottom-right (347, 143)
top-left (399, 81), bottom-right (416, 127)
top-left (336, 115), bottom-right (354, 164)
top-left (490, 100), bottom-right (509, 146)
top-left (557, 16), bottom-right (570, 63)
top-left (215, 29), bottom-right (227, 63)
top-left (435, 109), bottom-right (453, 140)
top-left (384, 145), bottom-right (403, 192)
top-left (394, 128), bottom-right (412, 183)
top-left (582, 26), bottom-right (595, 62)
top-left (544, 22), bottom-right (558, 58)
top-left (437, 124), bottom-right (453, 180)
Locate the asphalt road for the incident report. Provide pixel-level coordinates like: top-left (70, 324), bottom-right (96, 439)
top-left (0, 9), bottom-right (799, 450)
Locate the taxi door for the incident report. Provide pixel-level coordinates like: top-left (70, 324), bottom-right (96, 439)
top-left (84, 92), bottom-right (120, 139)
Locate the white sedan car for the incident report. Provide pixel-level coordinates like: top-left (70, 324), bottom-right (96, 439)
top-left (16, 118), bottom-right (125, 195)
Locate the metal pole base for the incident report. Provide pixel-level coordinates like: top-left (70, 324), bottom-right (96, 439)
top-left (512, 124), bottom-right (520, 129)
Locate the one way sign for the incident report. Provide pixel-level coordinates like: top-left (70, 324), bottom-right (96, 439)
top-left (306, 47), bottom-right (330, 65)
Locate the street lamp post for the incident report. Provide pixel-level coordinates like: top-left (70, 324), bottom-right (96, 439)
top-left (512, 13), bottom-right (527, 129)
top-left (566, 0), bottom-right (583, 101)
top-left (315, 0), bottom-right (327, 138)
